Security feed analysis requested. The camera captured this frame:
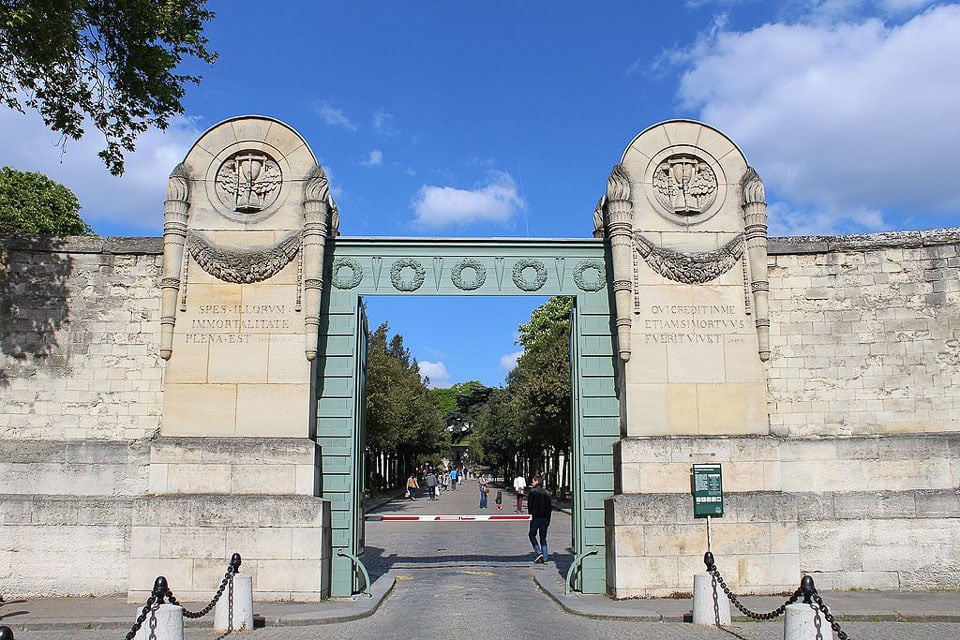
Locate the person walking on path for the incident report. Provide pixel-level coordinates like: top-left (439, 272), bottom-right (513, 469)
top-left (478, 472), bottom-right (489, 509)
top-left (527, 475), bottom-right (552, 563)
top-left (513, 473), bottom-right (527, 512)
top-left (405, 473), bottom-right (420, 501)
top-left (424, 470), bottom-right (438, 500)
top-left (450, 467), bottom-right (458, 490)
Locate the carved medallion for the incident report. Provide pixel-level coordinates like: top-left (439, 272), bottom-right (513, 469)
top-left (215, 151), bottom-right (282, 213)
top-left (332, 257), bottom-right (364, 289)
top-left (390, 258), bottom-right (426, 292)
top-left (652, 154), bottom-right (717, 217)
top-left (573, 261), bottom-right (606, 292)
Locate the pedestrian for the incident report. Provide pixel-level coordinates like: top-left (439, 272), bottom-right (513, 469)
top-left (450, 467), bottom-right (458, 490)
top-left (478, 472), bottom-right (489, 509)
top-left (513, 473), bottom-right (527, 512)
top-left (441, 471), bottom-right (449, 492)
top-left (495, 489), bottom-right (503, 510)
top-left (405, 472), bottom-right (419, 501)
top-left (425, 470), bottom-right (438, 500)
top-left (527, 475), bottom-right (552, 563)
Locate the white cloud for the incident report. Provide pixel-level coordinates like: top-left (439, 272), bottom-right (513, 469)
top-left (411, 170), bottom-right (525, 228)
top-left (362, 149), bottom-right (383, 167)
top-left (418, 361), bottom-right (451, 388)
top-left (314, 101), bottom-right (356, 130)
top-left (0, 107), bottom-right (202, 234)
top-left (675, 3), bottom-right (960, 233)
top-left (499, 350), bottom-right (523, 374)
top-left (372, 110), bottom-right (396, 135)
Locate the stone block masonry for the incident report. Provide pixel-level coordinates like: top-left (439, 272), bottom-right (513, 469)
top-left (0, 236), bottom-right (165, 442)
top-left (767, 229), bottom-right (960, 438)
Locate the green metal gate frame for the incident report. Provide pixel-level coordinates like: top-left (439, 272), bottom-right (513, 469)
top-left (315, 237), bottom-right (619, 596)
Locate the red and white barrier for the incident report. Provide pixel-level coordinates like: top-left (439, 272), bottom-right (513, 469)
top-left (367, 514), bottom-right (531, 522)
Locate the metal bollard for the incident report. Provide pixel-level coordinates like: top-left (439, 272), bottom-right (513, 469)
top-left (0, 625), bottom-right (14, 640)
top-left (784, 576), bottom-right (833, 640)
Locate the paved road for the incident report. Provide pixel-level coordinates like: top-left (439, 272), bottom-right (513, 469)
top-left (14, 479), bottom-right (960, 638)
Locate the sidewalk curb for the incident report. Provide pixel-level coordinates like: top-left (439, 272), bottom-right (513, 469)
top-left (265, 573), bottom-right (396, 627)
top-left (533, 570), bottom-right (662, 621)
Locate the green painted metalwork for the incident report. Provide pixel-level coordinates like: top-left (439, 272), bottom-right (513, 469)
top-left (315, 238), bottom-right (619, 596)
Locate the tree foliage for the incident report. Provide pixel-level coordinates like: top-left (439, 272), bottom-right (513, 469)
top-left (0, 0), bottom-right (217, 175)
top-left (365, 322), bottom-right (446, 460)
top-left (0, 166), bottom-right (92, 234)
top-left (471, 297), bottom-right (573, 487)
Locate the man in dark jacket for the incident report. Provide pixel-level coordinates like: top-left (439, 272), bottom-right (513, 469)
top-left (526, 475), bottom-right (552, 563)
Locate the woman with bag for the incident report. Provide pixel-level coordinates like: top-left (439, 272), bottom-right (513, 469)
top-left (478, 472), bottom-right (489, 509)
top-left (405, 473), bottom-right (419, 501)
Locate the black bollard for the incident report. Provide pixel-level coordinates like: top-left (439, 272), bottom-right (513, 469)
top-left (230, 553), bottom-right (242, 574)
top-left (152, 576), bottom-right (169, 604)
top-left (0, 625), bottom-right (14, 640)
top-left (703, 551), bottom-right (716, 572)
top-left (800, 574), bottom-right (816, 604)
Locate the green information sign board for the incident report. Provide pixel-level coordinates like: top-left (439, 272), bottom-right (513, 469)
top-left (692, 463), bottom-right (724, 518)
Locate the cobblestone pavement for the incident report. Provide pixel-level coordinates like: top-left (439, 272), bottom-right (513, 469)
top-left (12, 479), bottom-right (960, 639)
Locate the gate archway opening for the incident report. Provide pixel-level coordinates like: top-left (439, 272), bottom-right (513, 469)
top-left (315, 238), bottom-right (620, 596)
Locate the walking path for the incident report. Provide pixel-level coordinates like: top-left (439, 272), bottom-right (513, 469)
top-left (3, 477), bottom-right (959, 638)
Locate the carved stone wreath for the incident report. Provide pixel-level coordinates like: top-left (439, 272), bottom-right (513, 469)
top-left (390, 258), bottom-right (426, 292)
top-left (332, 257), bottom-right (363, 289)
top-left (573, 261), bottom-right (606, 292)
top-left (633, 232), bottom-right (743, 284)
top-left (187, 231), bottom-right (301, 284)
top-left (451, 258), bottom-right (487, 291)
top-left (512, 259), bottom-right (548, 292)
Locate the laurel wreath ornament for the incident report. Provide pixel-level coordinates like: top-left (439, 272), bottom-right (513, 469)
top-left (331, 257), bottom-right (363, 289)
top-left (390, 258), bottom-right (426, 291)
top-left (450, 258), bottom-right (487, 291)
top-left (573, 260), bottom-right (605, 291)
top-left (512, 259), bottom-right (548, 291)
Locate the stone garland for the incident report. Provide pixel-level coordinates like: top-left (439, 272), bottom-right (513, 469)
top-left (390, 258), bottom-right (426, 291)
top-left (633, 232), bottom-right (743, 285)
top-left (332, 257), bottom-right (364, 289)
top-left (187, 231), bottom-right (301, 284)
top-left (451, 258), bottom-right (487, 291)
top-left (512, 259), bottom-right (548, 291)
top-left (573, 260), bottom-right (606, 291)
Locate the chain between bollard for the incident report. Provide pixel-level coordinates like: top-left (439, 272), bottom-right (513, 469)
top-left (704, 552), bottom-right (802, 621)
top-left (812, 589), bottom-right (850, 640)
top-left (124, 576), bottom-right (169, 640)
top-left (166, 553), bottom-right (242, 619)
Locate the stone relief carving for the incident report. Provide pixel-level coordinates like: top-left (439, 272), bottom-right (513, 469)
top-left (633, 232), bottom-right (743, 286)
top-left (741, 166), bottom-right (771, 361)
top-left (332, 257), bottom-right (363, 289)
top-left (604, 163), bottom-right (634, 362)
top-left (215, 151), bottom-right (282, 213)
top-left (159, 163), bottom-right (191, 360)
top-left (390, 258), bottom-right (426, 292)
top-left (186, 231), bottom-right (301, 284)
top-left (573, 260), bottom-right (605, 292)
top-left (451, 259), bottom-right (487, 291)
top-left (512, 259), bottom-right (548, 291)
top-left (652, 154), bottom-right (717, 217)
top-left (592, 196), bottom-right (606, 238)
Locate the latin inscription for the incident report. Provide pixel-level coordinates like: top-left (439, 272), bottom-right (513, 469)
top-left (181, 303), bottom-right (295, 343)
top-left (642, 304), bottom-right (744, 344)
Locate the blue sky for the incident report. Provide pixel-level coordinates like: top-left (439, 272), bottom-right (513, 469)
top-left (3, 0), bottom-right (960, 388)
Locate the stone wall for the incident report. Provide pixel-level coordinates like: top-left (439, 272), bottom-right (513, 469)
top-left (767, 230), bottom-right (960, 437)
top-left (0, 236), bottom-right (164, 442)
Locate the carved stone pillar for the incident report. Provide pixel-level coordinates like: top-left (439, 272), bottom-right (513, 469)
top-left (604, 164), bottom-right (633, 362)
top-left (592, 196), bottom-right (606, 239)
top-left (302, 167), bottom-right (332, 361)
top-left (159, 163), bottom-right (190, 360)
top-left (742, 167), bottom-right (770, 361)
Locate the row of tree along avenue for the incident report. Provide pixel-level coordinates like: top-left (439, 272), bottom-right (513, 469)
top-left (364, 297), bottom-right (573, 497)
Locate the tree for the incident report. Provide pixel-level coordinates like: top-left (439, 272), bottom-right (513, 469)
top-left (0, 0), bottom-right (217, 175)
top-left (0, 166), bottom-right (92, 234)
top-left (365, 322), bottom-right (446, 478)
